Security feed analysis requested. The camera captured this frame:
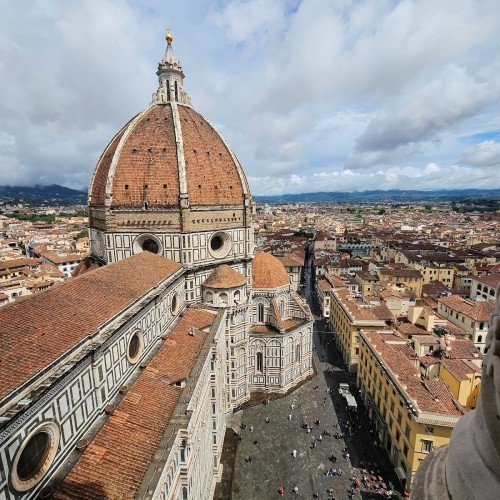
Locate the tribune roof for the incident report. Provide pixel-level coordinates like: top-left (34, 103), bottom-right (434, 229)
top-left (202, 264), bottom-right (247, 289)
top-left (252, 252), bottom-right (290, 289)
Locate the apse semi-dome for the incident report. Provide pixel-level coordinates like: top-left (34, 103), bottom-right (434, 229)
top-left (87, 32), bottom-right (254, 270)
top-left (252, 252), bottom-right (290, 289)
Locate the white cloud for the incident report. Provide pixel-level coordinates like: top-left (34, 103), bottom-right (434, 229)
top-left (1, 0), bottom-right (500, 193)
top-left (460, 140), bottom-right (500, 167)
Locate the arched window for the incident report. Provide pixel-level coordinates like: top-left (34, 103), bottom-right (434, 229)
top-left (206, 291), bottom-right (213, 303)
top-left (174, 81), bottom-right (179, 101)
top-left (295, 344), bottom-right (301, 363)
top-left (220, 292), bottom-right (228, 305)
top-left (478, 335), bottom-right (483, 343)
top-left (182, 487), bottom-right (188, 500)
top-left (256, 352), bottom-right (263, 372)
top-left (279, 300), bottom-right (285, 318)
top-left (166, 79), bottom-right (171, 100)
top-left (258, 303), bottom-right (264, 323)
top-left (234, 290), bottom-right (241, 303)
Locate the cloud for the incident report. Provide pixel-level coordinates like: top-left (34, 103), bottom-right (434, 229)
top-left (460, 140), bottom-right (500, 167)
top-left (1, 0), bottom-right (500, 193)
top-left (346, 66), bottom-right (500, 169)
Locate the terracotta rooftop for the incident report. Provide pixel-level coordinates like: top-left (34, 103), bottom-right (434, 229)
top-left (89, 103), bottom-right (247, 208)
top-left (441, 358), bottom-right (480, 381)
top-left (0, 252), bottom-right (182, 403)
top-left (252, 252), bottom-right (290, 289)
top-left (363, 331), bottom-right (466, 418)
top-left (438, 295), bottom-right (495, 321)
top-left (0, 258), bottom-right (42, 271)
top-left (475, 273), bottom-right (500, 288)
top-left (277, 254), bottom-right (304, 268)
top-left (53, 308), bottom-right (217, 500)
top-left (202, 264), bottom-right (247, 289)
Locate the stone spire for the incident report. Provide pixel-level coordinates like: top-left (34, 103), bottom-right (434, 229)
top-left (152, 29), bottom-right (191, 105)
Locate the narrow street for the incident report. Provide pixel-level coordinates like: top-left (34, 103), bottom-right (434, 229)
top-left (219, 254), bottom-right (402, 499)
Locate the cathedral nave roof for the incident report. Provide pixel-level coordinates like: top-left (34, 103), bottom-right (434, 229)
top-left (0, 251), bottom-right (182, 405)
top-left (53, 308), bottom-right (218, 500)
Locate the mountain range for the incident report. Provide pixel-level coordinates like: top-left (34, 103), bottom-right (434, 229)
top-left (0, 184), bottom-right (499, 205)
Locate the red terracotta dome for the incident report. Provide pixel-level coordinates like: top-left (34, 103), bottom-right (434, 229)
top-left (252, 252), bottom-right (290, 289)
top-left (89, 103), bottom-right (249, 209)
top-left (202, 264), bottom-right (247, 289)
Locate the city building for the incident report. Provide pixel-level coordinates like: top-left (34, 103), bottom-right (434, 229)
top-left (329, 283), bottom-right (391, 372)
top-left (0, 34), bottom-right (313, 500)
top-left (357, 330), bottom-right (473, 489)
top-left (437, 295), bottom-right (495, 353)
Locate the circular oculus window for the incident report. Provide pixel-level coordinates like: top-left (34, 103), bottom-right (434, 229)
top-left (208, 232), bottom-right (232, 258)
top-left (127, 331), bottom-right (144, 364)
top-left (133, 234), bottom-right (162, 255)
top-left (142, 238), bottom-right (159, 254)
top-left (11, 422), bottom-right (60, 492)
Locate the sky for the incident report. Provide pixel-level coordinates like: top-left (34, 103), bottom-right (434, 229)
top-left (1, 0), bottom-right (500, 196)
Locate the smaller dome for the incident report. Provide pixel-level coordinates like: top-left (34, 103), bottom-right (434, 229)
top-left (202, 265), bottom-right (247, 289)
top-left (252, 252), bottom-right (290, 289)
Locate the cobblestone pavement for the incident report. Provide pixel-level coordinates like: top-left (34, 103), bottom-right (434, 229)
top-left (231, 319), bottom-right (370, 500)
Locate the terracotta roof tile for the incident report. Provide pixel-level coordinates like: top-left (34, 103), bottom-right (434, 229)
top-left (439, 295), bottom-right (495, 321)
top-left (54, 308), bottom-right (217, 500)
top-left (202, 264), bottom-right (247, 289)
top-left (252, 252), bottom-right (290, 289)
top-left (0, 252), bottom-right (182, 403)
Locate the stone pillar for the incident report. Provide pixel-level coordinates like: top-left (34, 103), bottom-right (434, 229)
top-left (411, 285), bottom-right (500, 499)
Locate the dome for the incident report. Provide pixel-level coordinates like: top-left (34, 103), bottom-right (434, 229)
top-left (202, 264), bottom-right (247, 289)
top-left (89, 103), bottom-right (249, 209)
top-left (87, 34), bottom-right (254, 269)
top-left (252, 252), bottom-right (290, 289)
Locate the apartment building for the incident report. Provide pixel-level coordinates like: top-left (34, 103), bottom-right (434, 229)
top-left (437, 295), bottom-right (496, 353)
top-left (357, 330), bottom-right (470, 489)
top-left (329, 286), bottom-right (390, 372)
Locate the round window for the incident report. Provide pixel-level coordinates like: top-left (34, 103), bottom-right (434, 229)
top-left (171, 293), bottom-right (179, 315)
top-left (17, 432), bottom-right (50, 481)
top-left (208, 232), bottom-right (231, 258)
top-left (133, 234), bottom-right (162, 255)
top-left (127, 331), bottom-right (143, 364)
top-left (11, 422), bottom-right (60, 492)
top-left (210, 235), bottom-right (223, 251)
top-left (142, 238), bottom-right (159, 254)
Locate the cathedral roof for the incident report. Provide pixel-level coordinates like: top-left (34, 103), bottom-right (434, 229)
top-left (53, 307), bottom-right (217, 500)
top-left (88, 36), bottom-right (250, 210)
top-left (0, 252), bottom-right (182, 404)
top-left (252, 252), bottom-right (290, 289)
top-left (202, 264), bottom-right (247, 289)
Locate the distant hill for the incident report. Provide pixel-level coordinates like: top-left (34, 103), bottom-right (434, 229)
top-left (1, 185), bottom-right (499, 206)
top-left (254, 189), bottom-right (500, 204)
top-left (0, 184), bottom-right (87, 205)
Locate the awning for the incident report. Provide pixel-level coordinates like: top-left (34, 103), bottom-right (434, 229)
top-left (395, 467), bottom-right (406, 481)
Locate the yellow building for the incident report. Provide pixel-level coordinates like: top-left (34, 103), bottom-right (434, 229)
top-left (357, 330), bottom-right (469, 489)
top-left (355, 270), bottom-right (380, 297)
top-left (415, 264), bottom-right (455, 286)
top-left (329, 286), bottom-right (390, 372)
top-left (439, 358), bottom-right (481, 408)
top-left (377, 266), bottom-right (423, 298)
